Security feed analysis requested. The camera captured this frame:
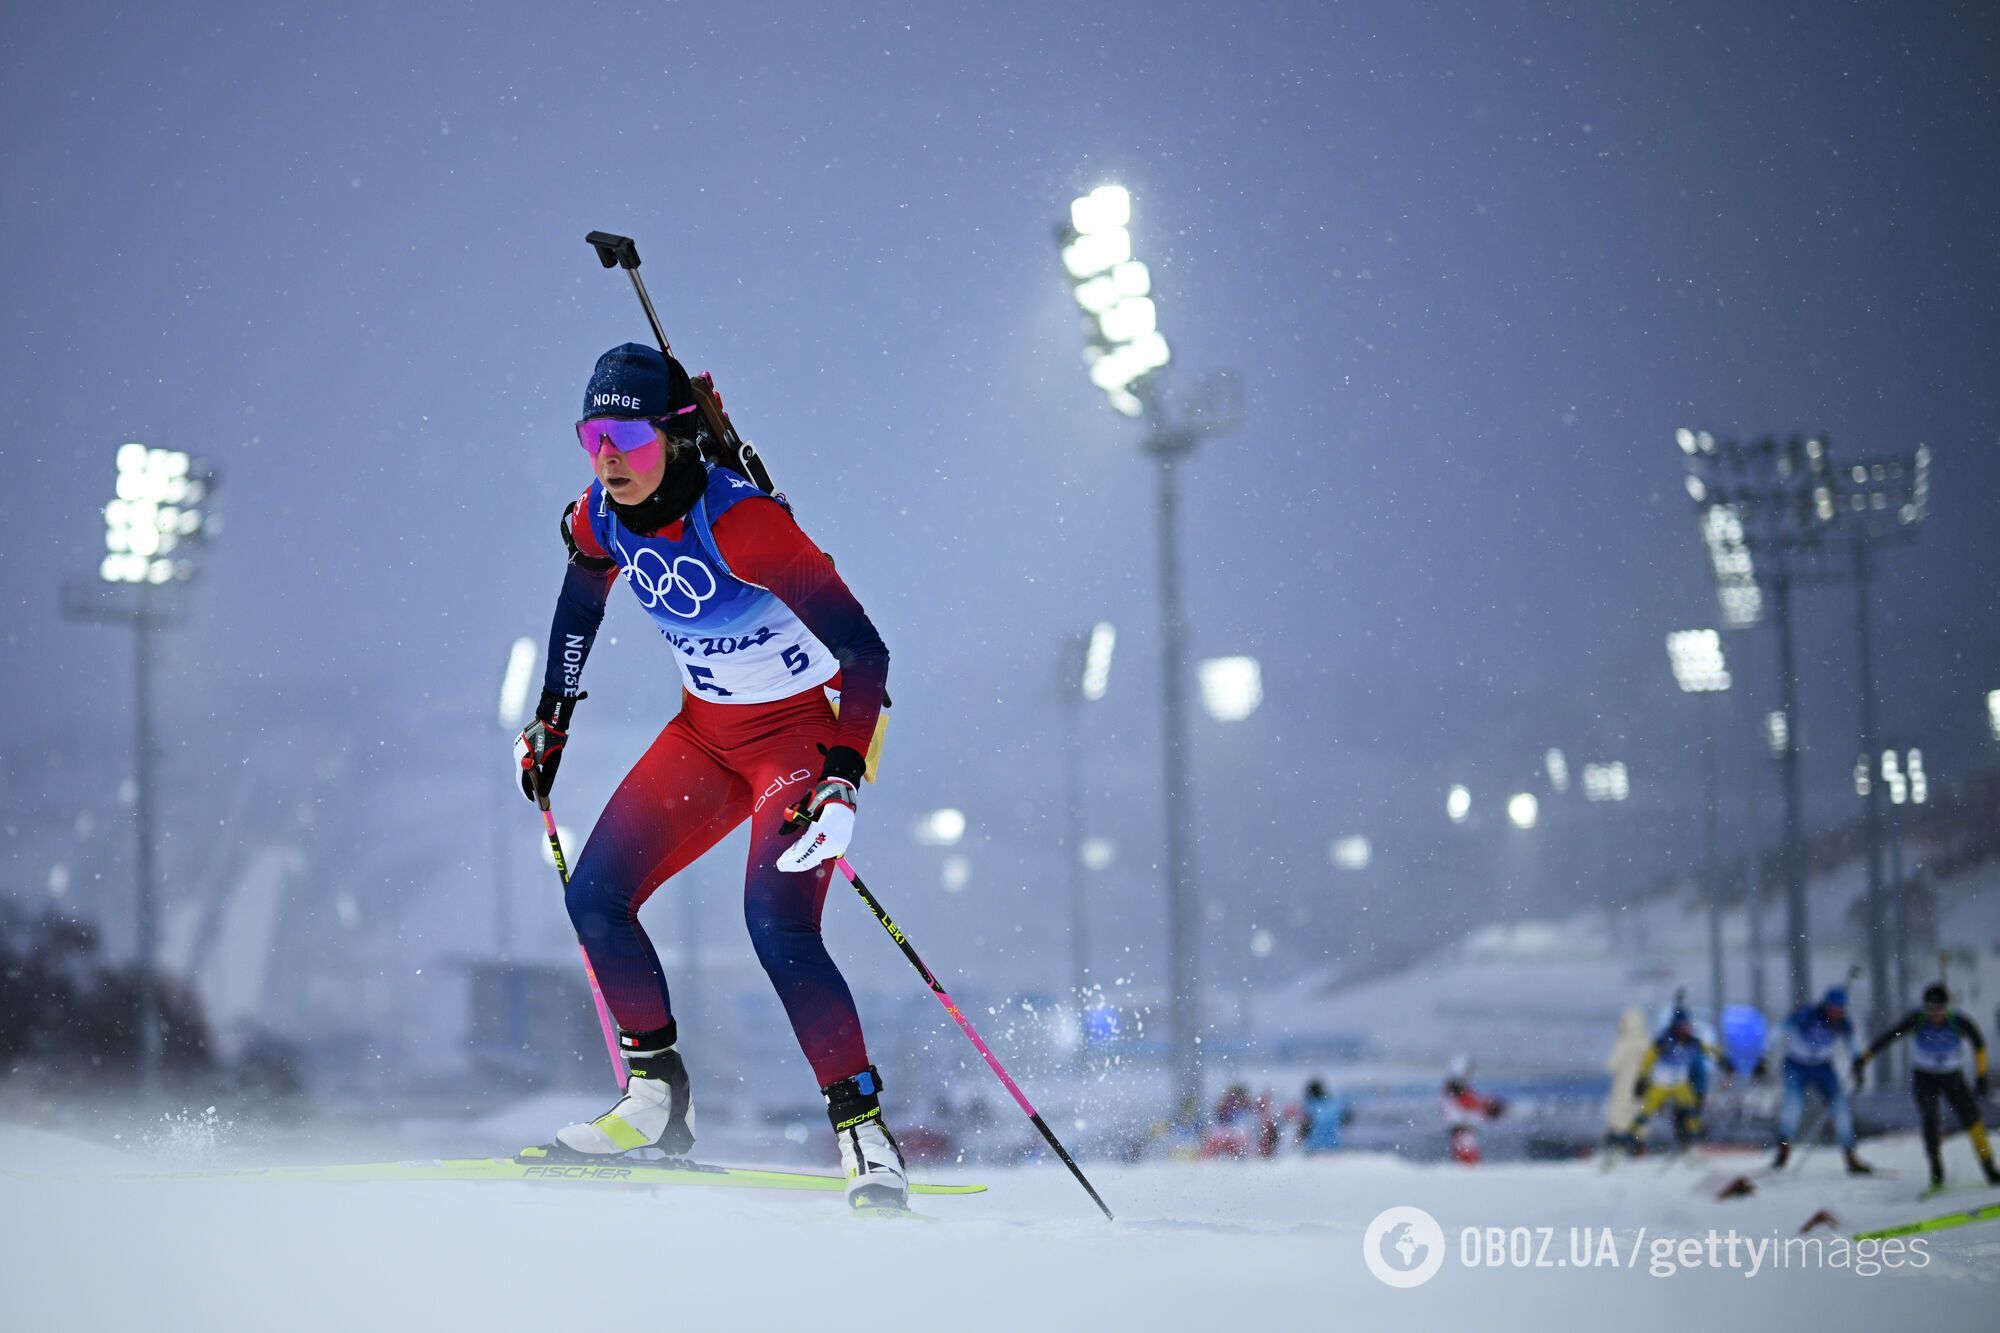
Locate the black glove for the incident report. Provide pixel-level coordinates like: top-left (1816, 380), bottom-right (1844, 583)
top-left (1751, 1057), bottom-right (1769, 1082)
top-left (1632, 1076), bottom-right (1651, 1100)
top-left (1850, 1058), bottom-right (1867, 1091)
top-left (516, 690), bottom-right (584, 801)
top-left (1719, 1055), bottom-right (1738, 1078)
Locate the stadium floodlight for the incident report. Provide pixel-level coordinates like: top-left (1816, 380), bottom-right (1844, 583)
top-left (1446, 785), bottom-right (1472, 824)
top-left (101, 443), bottom-right (213, 585)
top-left (493, 634), bottom-right (542, 999)
top-left (1880, 750), bottom-right (1906, 806)
top-left (1696, 504), bottom-right (1762, 628)
top-left (1507, 793), bottom-right (1539, 830)
top-left (1198, 656), bottom-right (1263, 721)
top-left (1825, 438), bottom-right (1931, 1030)
top-left (1060, 184), bottom-right (1171, 418)
top-left (1330, 835), bottom-right (1371, 870)
top-left (1070, 184), bottom-right (1131, 234)
top-left (1079, 837), bottom-right (1117, 871)
top-left (1670, 628), bottom-right (1731, 1023)
top-left (1055, 185), bottom-right (1239, 1126)
top-left (1545, 749), bottom-right (1570, 794)
top-left (1080, 622), bottom-right (1116, 701)
top-left (913, 808), bottom-right (967, 846)
top-left (1765, 710), bottom-right (1789, 758)
top-left (1989, 690), bottom-right (2000, 742)
top-left (1059, 622), bottom-right (1112, 1013)
top-left (1853, 755), bottom-right (1873, 799)
top-left (498, 637), bottom-right (538, 730)
top-left (941, 854), bottom-right (972, 894)
top-left (1582, 762), bottom-right (1630, 803)
top-left (1679, 430), bottom-right (1932, 1013)
top-left (1666, 629), bottom-right (1732, 693)
top-left (1880, 748), bottom-right (1926, 807)
top-left (70, 441), bottom-right (221, 1095)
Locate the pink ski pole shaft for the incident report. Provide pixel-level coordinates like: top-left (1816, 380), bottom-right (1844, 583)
top-left (833, 857), bottom-right (1113, 1220)
top-left (536, 792), bottom-right (626, 1090)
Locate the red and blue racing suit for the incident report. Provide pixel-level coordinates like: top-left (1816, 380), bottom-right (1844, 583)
top-left (544, 464), bottom-right (888, 1087)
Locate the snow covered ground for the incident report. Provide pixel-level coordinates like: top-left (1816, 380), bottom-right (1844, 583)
top-left (2, 1124), bottom-right (1993, 1331)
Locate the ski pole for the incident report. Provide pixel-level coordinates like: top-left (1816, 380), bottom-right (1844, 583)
top-left (531, 782), bottom-right (627, 1090)
top-left (831, 856), bottom-right (1114, 1221)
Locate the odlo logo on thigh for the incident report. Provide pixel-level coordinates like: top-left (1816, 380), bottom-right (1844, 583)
top-left (755, 769), bottom-right (813, 814)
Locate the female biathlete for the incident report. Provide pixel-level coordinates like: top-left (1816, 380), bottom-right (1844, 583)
top-left (514, 343), bottom-right (905, 1210)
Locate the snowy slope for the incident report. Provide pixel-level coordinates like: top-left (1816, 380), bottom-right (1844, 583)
top-left (2, 1125), bottom-right (1994, 1331)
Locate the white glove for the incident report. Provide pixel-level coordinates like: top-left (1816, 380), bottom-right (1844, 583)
top-left (777, 778), bottom-right (857, 873)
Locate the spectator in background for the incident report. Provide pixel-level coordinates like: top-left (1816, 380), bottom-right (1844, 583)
top-left (1298, 1078), bottom-right (1352, 1155)
top-left (1442, 1055), bottom-right (1506, 1164)
top-left (1203, 1083), bottom-right (1257, 1159)
top-left (1603, 1008), bottom-right (1651, 1145)
top-left (1255, 1089), bottom-right (1281, 1158)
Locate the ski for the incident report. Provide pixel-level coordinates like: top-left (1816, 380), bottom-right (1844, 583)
top-left (130, 1156), bottom-right (985, 1196)
top-left (1851, 1201), bottom-right (2000, 1241)
top-left (1917, 1178), bottom-right (2000, 1203)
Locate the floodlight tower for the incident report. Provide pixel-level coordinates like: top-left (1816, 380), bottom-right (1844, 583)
top-left (1678, 431), bottom-right (1833, 1006)
top-left (1058, 184), bottom-right (1238, 1123)
top-left (496, 637), bottom-right (538, 1056)
top-left (1059, 622), bottom-right (1116, 1004)
top-left (1881, 744), bottom-right (1925, 1025)
top-left (64, 442), bottom-right (219, 1093)
top-left (1679, 430), bottom-right (1930, 1020)
top-left (1667, 629), bottom-right (1731, 1021)
top-left (1830, 447), bottom-right (1928, 1046)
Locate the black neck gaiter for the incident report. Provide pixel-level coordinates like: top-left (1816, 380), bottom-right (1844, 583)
top-left (609, 445), bottom-right (708, 534)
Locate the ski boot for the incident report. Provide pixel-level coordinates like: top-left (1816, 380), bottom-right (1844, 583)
top-left (1843, 1148), bottom-right (1875, 1176)
top-left (531, 1023), bottom-right (695, 1161)
top-left (824, 1066), bottom-right (908, 1212)
top-left (1771, 1139), bottom-right (1791, 1170)
top-left (1602, 1130), bottom-right (1643, 1159)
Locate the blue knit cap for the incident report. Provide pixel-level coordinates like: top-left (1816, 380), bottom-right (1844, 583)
top-left (1823, 986), bottom-right (1849, 1009)
top-left (582, 343), bottom-right (686, 419)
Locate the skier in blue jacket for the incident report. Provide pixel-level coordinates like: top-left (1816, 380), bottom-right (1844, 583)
top-left (1755, 986), bottom-right (1873, 1175)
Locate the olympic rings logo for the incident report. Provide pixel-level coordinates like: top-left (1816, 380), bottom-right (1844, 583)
top-left (615, 541), bottom-right (718, 618)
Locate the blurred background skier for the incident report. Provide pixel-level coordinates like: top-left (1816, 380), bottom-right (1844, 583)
top-left (1441, 1055), bottom-right (1506, 1164)
top-left (1609, 1006), bottom-right (1734, 1156)
top-left (1203, 1083), bottom-right (1279, 1159)
top-left (1755, 985), bottom-right (1872, 1175)
top-left (1853, 982), bottom-right (1999, 1196)
top-left (1296, 1078), bottom-right (1352, 1155)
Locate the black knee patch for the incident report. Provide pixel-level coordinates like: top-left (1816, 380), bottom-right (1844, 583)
top-left (822, 1065), bottom-right (885, 1133)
